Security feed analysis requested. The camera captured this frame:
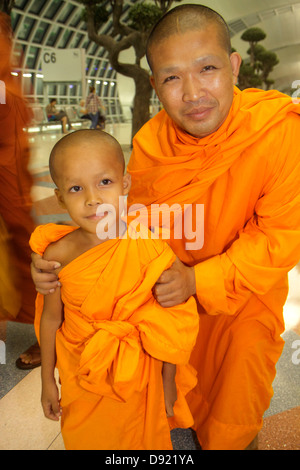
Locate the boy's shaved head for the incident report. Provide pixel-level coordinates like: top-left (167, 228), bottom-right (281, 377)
top-left (49, 129), bottom-right (125, 185)
top-left (146, 4), bottom-right (232, 70)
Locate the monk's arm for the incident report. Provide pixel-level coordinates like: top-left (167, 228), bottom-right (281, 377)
top-left (154, 257), bottom-right (196, 307)
top-left (194, 148), bottom-right (300, 317)
top-left (31, 252), bottom-right (61, 294)
top-left (155, 122), bottom-right (300, 313)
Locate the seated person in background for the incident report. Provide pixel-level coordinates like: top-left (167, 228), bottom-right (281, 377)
top-left (46, 99), bottom-right (72, 134)
top-left (30, 129), bottom-right (199, 450)
top-left (77, 99), bottom-right (91, 121)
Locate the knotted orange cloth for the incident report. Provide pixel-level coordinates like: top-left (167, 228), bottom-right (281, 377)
top-left (127, 87), bottom-right (300, 449)
top-left (30, 223), bottom-right (199, 450)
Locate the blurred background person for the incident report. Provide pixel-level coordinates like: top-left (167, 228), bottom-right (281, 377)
top-left (86, 85), bottom-right (102, 129)
top-left (46, 98), bottom-right (71, 134)
top-left (0, 12), bottom-right (40, 369)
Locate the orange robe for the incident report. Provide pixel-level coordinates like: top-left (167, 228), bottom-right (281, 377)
top-left (127, 87), bottom-right (300, 449)
top-left (0, 12), bottom-right (35, 323)
top-left (30, 223), bottom-right (199, 450)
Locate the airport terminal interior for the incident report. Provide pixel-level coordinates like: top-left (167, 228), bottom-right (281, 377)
top-left (0, 0), bottom-right (300, 450)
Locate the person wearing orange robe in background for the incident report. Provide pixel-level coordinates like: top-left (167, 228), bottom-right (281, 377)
top-left (30, 130), bottom-right (199, 450)
top-left (126, 5), bottom-right (300, 450)
top-left (0, 13), bottom-right (39, 366)
top-left (30, 5), bottom-right (300, 449)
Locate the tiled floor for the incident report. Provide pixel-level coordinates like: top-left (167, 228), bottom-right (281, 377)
top-left (0, 125), bottom-right (299, 450)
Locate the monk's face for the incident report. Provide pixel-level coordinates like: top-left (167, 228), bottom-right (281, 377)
top-left (149, 26), bottom-right (241, 138)
top-left (54, 141), bottom-right (131, 236)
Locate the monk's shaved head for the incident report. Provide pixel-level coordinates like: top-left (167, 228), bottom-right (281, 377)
top-left (49, 129), bottom-right (125, 185)
top-left (146, 4), bottom-right (232, 71)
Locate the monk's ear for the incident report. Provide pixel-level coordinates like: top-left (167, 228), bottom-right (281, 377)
top-left (122, 173), bottom-right (131, 196)
top-left (54, 188), bottom-right (66, 209)
top-left (230, 52), bottom-right (242, 85)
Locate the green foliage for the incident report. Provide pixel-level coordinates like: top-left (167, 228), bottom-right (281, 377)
top-left (128, 3), bottom-right (163, 32)
top-left (79, 0), bottom-right (109, 30)
top-left (241, 27), bottom-right (266, 43)
top-left (238, 27), bottom-right (279, 91)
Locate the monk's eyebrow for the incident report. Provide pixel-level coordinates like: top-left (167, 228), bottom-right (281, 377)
top-left (157, 55), bottom-right (221, 75)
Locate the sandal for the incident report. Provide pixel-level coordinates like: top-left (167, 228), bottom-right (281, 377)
top-left (15, 342), bottom-right (41, 370)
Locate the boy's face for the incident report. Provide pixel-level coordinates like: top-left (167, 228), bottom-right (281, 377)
top-left (54, 140), bottom-right (131, 237)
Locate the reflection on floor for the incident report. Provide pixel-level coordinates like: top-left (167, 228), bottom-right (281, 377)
top-left (0, 127), bottom-right (299, 450)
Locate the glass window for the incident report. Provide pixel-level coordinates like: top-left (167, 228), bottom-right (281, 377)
top-left (69, 84), bottom-right (77, 97)
top-left (90, 59), bottom-right (100, 77)
top-left (69, 9), bottom-right (83, 28)
top-left (59, 84), bottom-right (67, 96)
top-left (44, 0), bottom-right (64, 20)
top-left (46, 25), bottom-right (62, 47)
top-left (70, 32), bottom-right (84, 49)
top-left (85, 57), bottom-right (92, 75)
top-left (57, 3), bottom-right (76, 23)
top-left (17, 16), bottom-right (35, 41)
top-left (36, 75), bottom-right (43, 96)
top-left (58, 29), bottom-right (73, 48)
top-left (29, 0), bottom-right (48, 15)
top-left (102, 81), bottom-right (109, 97)
top-left (89, 43), bottom-right (99, 55)
top-left (26, 46), bottom-right (39, 69)
top-left (106, 66), bottom-right (114, 79)
top-left (32, 21), bottom-right (49, 43)
top-left (99, 61), bottom-right (108, 76)
top-left (48, 83), bottom-right (57, 96)
top-left (11, 12), bottom-right (21, 30)
top-left (14, 0), bottom-right (28, 9)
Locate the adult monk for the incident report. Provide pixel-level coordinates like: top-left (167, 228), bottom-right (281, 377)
top-left (31, 5), bottom-right (300, 449)
top-left (0, 13), bottom-right (39, 368)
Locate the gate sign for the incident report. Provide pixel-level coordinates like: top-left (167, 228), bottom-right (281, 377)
top-left (42, 48), bottom-right (85, 82)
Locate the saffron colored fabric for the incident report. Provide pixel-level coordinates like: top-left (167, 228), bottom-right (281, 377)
top-left (30, 223), bottom-right (199, 450)
top-left (0, 13), bottom-right (35, 323)
top-left (127, 87), bottom-right (300, 449)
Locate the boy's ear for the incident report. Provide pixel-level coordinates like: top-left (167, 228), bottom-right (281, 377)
top-left (123, 173), bottom-right (131, 196)
top-left (54, 188), bottom-right (66, 209)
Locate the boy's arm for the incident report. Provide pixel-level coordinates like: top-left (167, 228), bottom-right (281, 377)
top-left (40, 286), bottom-right (63, 420)
top-left (162, 362), bottom-right (177, 417)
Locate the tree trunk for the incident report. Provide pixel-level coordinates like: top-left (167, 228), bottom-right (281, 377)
top-left (131, 72), bottom-right (152, 142)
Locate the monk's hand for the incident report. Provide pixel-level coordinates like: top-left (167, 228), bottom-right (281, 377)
top-left (31, 252), bottom-right (61, 295)
top-left (154, 257), bottom-right (196, 307)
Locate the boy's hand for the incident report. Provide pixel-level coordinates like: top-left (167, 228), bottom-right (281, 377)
top-left (31, 253), bottom-right (61, 295)
top-left (41, 381), bottom-right (62, 421)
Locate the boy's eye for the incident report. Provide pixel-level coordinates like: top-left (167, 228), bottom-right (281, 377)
top-left (70, 185), bottom-right (82, 192)
top-left (100, 179), bottom-right (112, 185)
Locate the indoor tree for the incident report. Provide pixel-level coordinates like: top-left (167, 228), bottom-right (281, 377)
top-left (79, 0), bottom-right (181, 139)
top-left (237, 27), bottom-right (279, 91)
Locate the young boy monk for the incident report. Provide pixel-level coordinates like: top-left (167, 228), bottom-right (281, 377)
top-left (29, 129), bottom-right (199, 450)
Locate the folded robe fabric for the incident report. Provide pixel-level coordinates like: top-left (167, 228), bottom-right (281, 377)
top-left (0, 13), bottom-right (35, 323)
top-left (127, 87), bottom-right (300, 449)
top-left (30, 223), bottom-right (199, 450)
